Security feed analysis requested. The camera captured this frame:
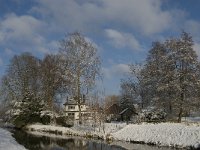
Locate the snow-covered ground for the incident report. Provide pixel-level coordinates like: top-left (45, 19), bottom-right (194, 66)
top-left (27, 122), bottom-right (126, 139)
top-left (111, 123), bottom-right (200, 149)
top-left (27, 122), bottom-right (200, 149)
top-left (0, 128), bottom-right (26, 150)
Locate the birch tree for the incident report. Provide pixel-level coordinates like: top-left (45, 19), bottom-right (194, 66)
top-left (59, 32), bottom-right (101, 124)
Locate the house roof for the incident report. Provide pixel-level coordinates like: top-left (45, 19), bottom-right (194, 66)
top-left (63, 100), bottom-right (77, 105)
top-left (105, 103), bottom-right (119, 110)
top-left (64, 110), bottom-right (88, 113)
top-left (119, 107), bottom-right (138, 115)
top-left (105, 103), bottom-right (121, 114)
top-left (119, 108), bottom-right (129, 115)
top-left (63, 96), bottom-right (87, 106)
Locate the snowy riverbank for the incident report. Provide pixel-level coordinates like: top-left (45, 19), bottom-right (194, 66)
top-left (26, 122), bottom-right (200, 149)
top-left (111, 123), bottom-right (200, 149)
top-left (26, 123), bottom-right (126, 139)
top-left (0, 128), bottom-right (26, 150)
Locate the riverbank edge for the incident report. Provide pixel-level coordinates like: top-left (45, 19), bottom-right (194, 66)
top-left (24, 124), bottom-right (109, 141)
top-left (24, 123), bottom-right (200, 149)
top-left (0, 127), bottom-right (26, 150)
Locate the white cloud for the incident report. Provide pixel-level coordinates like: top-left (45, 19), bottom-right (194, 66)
top-left (32, 0), bottom-right (173, 35)
top-left (0, 14), bottom-right (45, 41)
top-left (105, 29), bottom-right (141, 51)
top-left (103, 63), bottom-right (130, 79)
top-left (0, 13), bottom-right (57, 54)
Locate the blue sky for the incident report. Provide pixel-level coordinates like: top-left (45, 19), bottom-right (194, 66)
top-left (1, 0), bottom-right (200, 96)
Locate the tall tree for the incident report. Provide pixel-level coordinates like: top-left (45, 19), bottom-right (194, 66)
top-left (121, 32), bottom-right (200, 122)
top-left (167, 32), bottom-right (199, 122)
top-left (141, 41), bottom-right (168, 108)
top-left (59, 32), bottom-right (101, 124)
top-left (40, 54), bottom-right (65, 110)
top-left (1, 52), bottom-right (43, 126)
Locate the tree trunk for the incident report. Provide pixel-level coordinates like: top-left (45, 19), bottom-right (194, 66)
top-left (178, 107), bottom-right (182, 123)
top-left (178, 91), bottom-right (184, 123)
top-left (77, 71), bottom-right (82, 125)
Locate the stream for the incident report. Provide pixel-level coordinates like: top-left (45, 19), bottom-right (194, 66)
top-left (11, 129), bottom-right (178, 150)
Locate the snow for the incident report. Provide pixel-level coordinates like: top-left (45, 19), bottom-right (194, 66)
top-left (111, 123), bottom-right (200, 148)
top-left (27, 122), bottom-right (200, 148)
top-left (26, 122), bottom-right (126, 139)
top-left (0, 128), bottom-right (26, 150)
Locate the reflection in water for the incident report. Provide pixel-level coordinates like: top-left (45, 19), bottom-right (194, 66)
top-left (11, 130), bottom-right (177, 150)
top-left (11, 130), bottom-right (125, 150)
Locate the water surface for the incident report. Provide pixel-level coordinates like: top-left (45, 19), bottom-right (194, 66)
top-left (11, 129), bottom-right (177, 150)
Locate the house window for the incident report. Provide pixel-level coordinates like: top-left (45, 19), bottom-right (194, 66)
top-left (68, 113), bottom-right (74, 116)
top-left (68, 106), bottom-right (75, 109)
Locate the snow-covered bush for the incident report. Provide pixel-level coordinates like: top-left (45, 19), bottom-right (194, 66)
top-left (40, 110), bottom-right (71, 127)
top-left (12, 91), bottom-right (44, 128)
top-left (137, 107), bottom-right (167, 123)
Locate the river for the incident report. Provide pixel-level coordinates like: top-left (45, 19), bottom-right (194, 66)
top-left (11, 129), bottom-right (177, 150)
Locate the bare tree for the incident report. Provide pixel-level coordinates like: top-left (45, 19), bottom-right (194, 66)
top-left (3, 52), bottom-right (41, 103)
top-left (40, 54), bottom-right (65, 110)
top-left (120, 32), bottom-right (200, 122)
top-left (166, 32), bottom-right (199, 122)
top-left (59, 32), bottom-right (101, 124)
top-left (0, 52), bottom-right (43, 126)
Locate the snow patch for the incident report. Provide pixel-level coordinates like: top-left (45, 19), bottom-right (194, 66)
top-left (111, 123), bottom-right (200, 148)
top-left (26, 122), bottom-right (200, 148)
top-left (0, 128), bottom-right (26, 150)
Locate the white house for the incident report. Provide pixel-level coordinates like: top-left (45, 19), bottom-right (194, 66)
top-left (63, 97), bottom-right (90, 120)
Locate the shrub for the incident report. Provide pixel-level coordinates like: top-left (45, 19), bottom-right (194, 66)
top-left (137, 108), bottom-right (167, 123)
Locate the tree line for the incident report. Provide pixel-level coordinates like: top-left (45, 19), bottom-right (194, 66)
top-left (120, 31), bottom-right (200, 122)
top-left (0, 31), bottom-right (199, 126)
top-left (0, 32), bottom-right (101, 127)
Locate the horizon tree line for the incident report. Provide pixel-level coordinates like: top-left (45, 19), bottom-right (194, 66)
top-left (120, 31), bottom-right (200, 122)
top-left (0, 31), bottom-right (199, 125)
top-left (0, 32), bottom-right (101, 126)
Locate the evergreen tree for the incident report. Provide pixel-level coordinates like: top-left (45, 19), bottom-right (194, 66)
top-left (12, 90), bottom-right (44, 128)
top-left (1, 53), bottom-right (44, 126)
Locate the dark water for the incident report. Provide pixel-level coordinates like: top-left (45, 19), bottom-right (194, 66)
top-left (11, 130), bottom-right (177, 150)
top-left (11, 130), bottom-right (125, 150)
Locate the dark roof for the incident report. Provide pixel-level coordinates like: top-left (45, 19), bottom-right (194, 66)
top-left (105, 103), bottom-right (121, 114)
top-left (119, 108), bottom-right (129, 115)
top-left (63, 100), bottom-right (86, 106)
top-left (63, 100), bottom-right (77, 105)
top-left (119, 107), bottom-right (138, 115)
top-left (64, 110), bottom-right (87, 112)
top-left (106, 103), bottom-right (119, 110)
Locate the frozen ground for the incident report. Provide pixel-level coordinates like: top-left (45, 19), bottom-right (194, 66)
top-left (111, 123), bottom-right (200, 149)
top-left (0, 128), bottom-right (26, 150)
top-left (27, 122), bottom-right (200, 149)
top-left (27, 122), bottom-right (126, 139)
